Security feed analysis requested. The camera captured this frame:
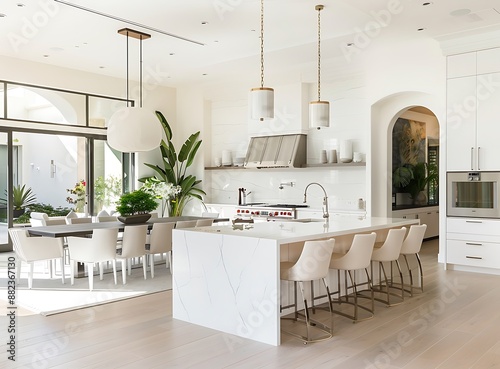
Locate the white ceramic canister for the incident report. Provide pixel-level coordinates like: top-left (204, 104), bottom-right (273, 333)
top-left (339, 140), bottom-right (353, 163)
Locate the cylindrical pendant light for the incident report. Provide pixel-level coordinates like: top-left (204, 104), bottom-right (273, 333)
top-left (310, 5), bottom-right (330, 129)
top-left (250, 0), bottom-right (274, 121)
top-left (108, 28), bottom-right (162, 152)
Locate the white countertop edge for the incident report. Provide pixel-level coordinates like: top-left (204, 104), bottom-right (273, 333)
top-left (176, 216), bottom-right (419, 244)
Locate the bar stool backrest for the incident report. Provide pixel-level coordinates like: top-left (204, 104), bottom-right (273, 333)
top-left (400, 224), bottom-right (427, 254)
top-left (333, 232), bottom-right (377, 270)
top-left (373, 227), bottom-right (407, 262)
top-left (286, 238), bottom-right (336, 281)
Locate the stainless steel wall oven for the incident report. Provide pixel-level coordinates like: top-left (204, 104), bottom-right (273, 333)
top-left (447, 172), bottom-right (500, 218)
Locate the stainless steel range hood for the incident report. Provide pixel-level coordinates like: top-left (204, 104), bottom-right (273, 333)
top-left (244, 134), bottom-right (307, 168)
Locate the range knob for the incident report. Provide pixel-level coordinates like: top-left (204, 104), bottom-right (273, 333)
top-left (237, 209), bottom-right (241, 213)
top-left (255, 211), bottom-right (260, 215)
top-left (245, 210), bottom-right (250, 214)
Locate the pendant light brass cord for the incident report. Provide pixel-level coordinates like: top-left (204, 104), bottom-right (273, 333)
top-left (126, 31), bottom-right (129, 106)
top-left (260, 0), bottom-right (265, 89)
top-left (140, 35), bottom-right (143, 108)
top-left (316, 4), bottom-right (324, 102)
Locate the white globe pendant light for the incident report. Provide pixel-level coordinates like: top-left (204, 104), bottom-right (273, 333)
top-left (309, 5), bottom-right (330, 129)
top-left (250, 0), bottom-right (274, 121)
top-left (108, 28), bottom-right (161, 152)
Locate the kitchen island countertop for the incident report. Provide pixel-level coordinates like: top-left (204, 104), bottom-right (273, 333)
top-left (189, 214), bottom-right (417, 244)
top-left (172, 215), bottom-right (419, 346)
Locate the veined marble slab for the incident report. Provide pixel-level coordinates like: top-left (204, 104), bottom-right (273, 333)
top-left (172, 215), bottom-right (419, 346)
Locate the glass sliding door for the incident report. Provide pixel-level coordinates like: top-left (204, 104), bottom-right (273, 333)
top-left (92, 138), bottom-right (122, 215)
top-left (12, 131), bottom-right (85, 217)
top-left (0, 132), bottom-right (9, 250)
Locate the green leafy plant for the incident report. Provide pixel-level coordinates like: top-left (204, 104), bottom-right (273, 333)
top-left (1, 184), bottom-right (37, 210)
top-left (140, 111), bottom-right (206, 216)
top-left (94, 175), bottom-right (122, 211)
top-left (393, 162), bottom-right (438, 200)
top-left (115, 190), bottom-right (157, 216)
top-left (13, 203), bottom-right (72, 224)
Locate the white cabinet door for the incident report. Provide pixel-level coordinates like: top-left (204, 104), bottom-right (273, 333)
top-left (477, 48), bottom-right (500, 74)
top-left (417, 210), bottom-right (439, 238)
top-left (448, 52), bottom-right (477, 78)
top-left (476, 72), bottom-right (500, 170)
top-left (447, 76), bottom-right (477, 171)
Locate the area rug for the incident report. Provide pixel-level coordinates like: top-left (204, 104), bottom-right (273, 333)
top-left (0, 258), bottom-right (172, 316)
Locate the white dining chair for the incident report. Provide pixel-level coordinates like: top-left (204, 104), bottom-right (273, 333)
top-left (8, 228), bottom-right (65, 289)
top-left (66, 228), bottom-right (119, 291)
top-left (67, 217), bottom-right (92, 224)
top-left (175, 220), bottom-right (197, 228)
top-left (145, 222), bottom-right (175, 277)
top-left (116, 225), bottom-right (148, 284)
top-left (97, 215), bottom-right (118, 222)
top-left (195, 218), bottom-right (214, 227)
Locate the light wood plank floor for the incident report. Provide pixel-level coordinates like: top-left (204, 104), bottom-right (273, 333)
top-left (4, 238), bottom-right (500, 368)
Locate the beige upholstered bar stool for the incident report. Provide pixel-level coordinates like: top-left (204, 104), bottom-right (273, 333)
top-left (328, 232), bottom-right (377, 322)
top-left (370, 227), bottom-right (407, 306)
top-left (280, 238), bottom-right (336, 344)
top-left (400, 224), bottom-right (427, 296)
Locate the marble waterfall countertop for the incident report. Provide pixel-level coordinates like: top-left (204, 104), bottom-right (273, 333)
top-left (173, 214), bottom-right (419, 346)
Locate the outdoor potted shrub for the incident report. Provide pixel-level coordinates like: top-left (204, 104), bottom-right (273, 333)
top-left (115, 190), bottom-right (157, 224)
top-left (1, 184), bottom-right (37, 218)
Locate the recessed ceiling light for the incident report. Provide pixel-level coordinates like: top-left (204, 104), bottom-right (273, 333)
top-left (17, 3), bottom-right (26, 7)
top-left (417, 27), bottom-right (426, 31)
top-left (201, 21), bottom-right (208, 25)
top-left (0, 13), bottom-right (6, 17)
top-left (450, 8), bottom-right (471, 17)
top-left (49, 47), bottom-right (64, 52)
top-left (43, 54), bottom-right (49, 57)
top-left (202, 73), bottom-right (207, 76)
top-left (169, 52), bottom-right (175, 56)
top-left (422, 2), bottom-right (432, 6)
top-left (99, 66), bottom-right (105, 69)
top-left (347, 42), bottom-right (355, 47)
top-left (214, 40), bottom-right (219, 43)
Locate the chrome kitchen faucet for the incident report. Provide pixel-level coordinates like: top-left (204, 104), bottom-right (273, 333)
top-left (303, 182), bottom-right (329, 219)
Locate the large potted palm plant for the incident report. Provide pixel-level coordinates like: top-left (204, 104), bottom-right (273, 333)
top-left (141, 111), bottom-right (206, 216)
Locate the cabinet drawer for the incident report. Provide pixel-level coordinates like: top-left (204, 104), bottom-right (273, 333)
top-left (447, 217), bottom-right (500, 236)
top-left (447, 239), bottom-right (500, 269)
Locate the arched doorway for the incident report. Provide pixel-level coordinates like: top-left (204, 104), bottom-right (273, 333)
top-left (370, 91), bottom-right (445, 217)
top-left (369, 91), bottom-right (445, 260)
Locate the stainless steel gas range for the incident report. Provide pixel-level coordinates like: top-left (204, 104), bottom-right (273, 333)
top-left (235, 203), bottom-right (309, 221)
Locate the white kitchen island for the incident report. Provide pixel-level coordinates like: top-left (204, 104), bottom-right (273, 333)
top-left (172, 215), bottom-right (419, 346)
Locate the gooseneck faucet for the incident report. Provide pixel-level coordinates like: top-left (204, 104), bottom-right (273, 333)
top-left (303, 182), bottom-right (329, 219)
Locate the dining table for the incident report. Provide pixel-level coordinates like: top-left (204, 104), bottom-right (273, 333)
top-left (27, 215), bottom-right (229, 238)
top-left (27, 215), bottom-right (229, 278)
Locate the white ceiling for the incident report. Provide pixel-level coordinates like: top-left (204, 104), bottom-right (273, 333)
top-left (1, 0), bottom-right (500, 88)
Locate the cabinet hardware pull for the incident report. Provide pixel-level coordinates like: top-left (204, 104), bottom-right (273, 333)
top-left (465, 220), bottom-right (482, 223)
top-left (478, 146), bottom-right (481, 170)
top-left (471, 147), bottom-right (474, 170)
top-left (466, 256), bottom-right (482, 260)
top-left (466, 242), bottom-right (483, 246)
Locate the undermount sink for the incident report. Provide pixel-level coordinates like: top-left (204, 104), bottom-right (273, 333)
top-left (288, 218), bottom-right (325, 223)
